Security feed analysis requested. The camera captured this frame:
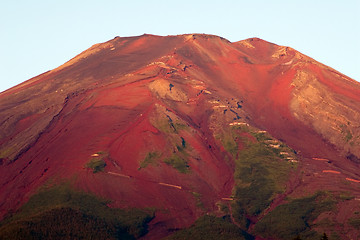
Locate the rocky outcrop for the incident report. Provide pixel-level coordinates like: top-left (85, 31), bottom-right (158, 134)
top-left (290, 69), bottom-right (360, 158)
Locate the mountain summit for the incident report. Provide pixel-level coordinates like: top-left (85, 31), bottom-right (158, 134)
top-left (1, 34), bottom-right (360, 239)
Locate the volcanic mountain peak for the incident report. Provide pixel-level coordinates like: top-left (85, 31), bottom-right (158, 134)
top-left (236, 37), bottom-right (277, 47)
top-left (1, 34), bottom-right (360, 239)
top-left (53, 40), bottom-right (116, 73)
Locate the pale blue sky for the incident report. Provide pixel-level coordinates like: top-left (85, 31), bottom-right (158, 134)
top-left (1, 0), bottom-right (359, 92)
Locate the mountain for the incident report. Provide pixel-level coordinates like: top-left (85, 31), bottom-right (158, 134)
top-left (0, 34), bottom-right (360, 239)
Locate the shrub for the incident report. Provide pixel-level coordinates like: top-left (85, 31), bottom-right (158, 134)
top-left (86, 158), bottom-right (106, 173)
top-left (139, 152), bottom-right (160, 169)
top-left (86, 151), bottom-right (108, 173)
top-left (164, 154), bottom-right (189, 173)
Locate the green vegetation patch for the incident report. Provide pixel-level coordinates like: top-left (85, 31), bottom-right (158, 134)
top-left (167, 215), bottom-right (253, 240)
top-left (340, 124), bottom-right (353, 142)
top-left (349, 217), bottom-right (360, 229)
top-left (139, 152), bottom-right (160, 169)
top-left (217, 125), bottom-right (242, 158)
top-left (86, 151), bottom-right (108, 173)
top-left (151, 113), bottom-right (192, 174)
top-left (250, 131), bottom-right (272, 142)
top-left (0, 147), bottom-right (12, 159)
top-left (253, 191), bottom-right (335, 240)
top-left (161, 135), bottom-right (190, 174)
top-left (224, 138), bottom-right (238, 158)
top-left (0, 184), bottom-right (154, 239)
top-left (338, 191), bottom-right (355, 201)
top-left (152, 115), bottom-right (189, 134)
top-left (86, 158), bottom-right (106, 173)
top-left (191, 192), bottom-right (204, 209)
top-left (173, 122), bottom-right (188, 131)
top-left (229, 135), bottom-right (292, 228)
top-left (214, 124), bottom-right (297, 228)
top-left (164, 154), bottom-right (189, 173)
top-left (233, 140), bottom-right (291, 220)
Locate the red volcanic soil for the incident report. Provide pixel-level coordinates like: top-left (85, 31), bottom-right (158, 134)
top-left (1, 33), bottom-right (360, 239)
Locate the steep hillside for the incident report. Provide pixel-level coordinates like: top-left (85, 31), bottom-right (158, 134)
top-left (1, 34), bottom-right (360, 239)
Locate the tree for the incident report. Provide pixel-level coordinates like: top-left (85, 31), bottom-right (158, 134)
top-left (320, 233), bottom-right (328, 240)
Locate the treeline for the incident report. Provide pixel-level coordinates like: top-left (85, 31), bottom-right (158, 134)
top-left (0, 184), bottom-right (154, 240)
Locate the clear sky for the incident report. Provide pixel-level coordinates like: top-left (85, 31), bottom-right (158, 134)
top-left (1, 0), bottom-right (359, 92)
